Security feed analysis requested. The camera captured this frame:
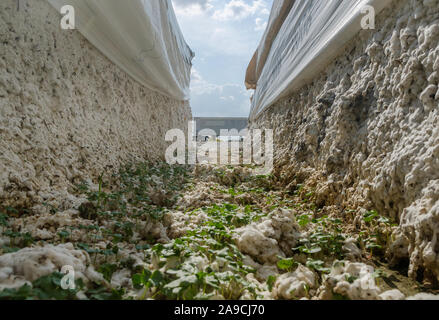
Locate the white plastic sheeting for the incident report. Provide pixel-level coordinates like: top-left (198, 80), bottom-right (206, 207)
top-left (247, 0), bottom-right (392, 120)
top-left (48, 0), bottom-right (194, 101)
top-left (245, 0), bottom-right (294, 90)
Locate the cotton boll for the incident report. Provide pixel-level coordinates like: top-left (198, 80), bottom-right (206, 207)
top-left (406, 293), bottom-right (439, 300)
top-left (235, 225), bottom-right (282, 264)
top-left (235, 207), bottom-right (301, 264)
top-left (342, 238), bottom-right (362, 261)
top-left (272, 265), bottom-right (316, 300)
top-left (379, 289), bottom-right (405, 300)
top-left (111, 269), bottom-right (133, 289)
top-left (256, 264), bottom-right (278, 282)
top-left (317, 261), bottom-right (381, 300)
top-left (0, 244), bottom-right (103, 290)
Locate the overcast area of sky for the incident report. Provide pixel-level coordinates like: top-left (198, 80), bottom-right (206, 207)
top-left (171, 0), bottom-right (273, 117)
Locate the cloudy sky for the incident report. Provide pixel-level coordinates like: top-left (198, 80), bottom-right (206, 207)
top-left (171, 0), bottom-right (273, 117)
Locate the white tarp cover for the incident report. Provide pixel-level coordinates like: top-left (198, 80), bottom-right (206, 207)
top-left (48, 0), bottom-right (194, 101)
top-left (247, 0), bottom-right (392, 119)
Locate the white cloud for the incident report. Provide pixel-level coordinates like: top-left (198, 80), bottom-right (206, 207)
top-left (171, 0), bottom-right (271, 116)
top-left (220, 96), bottom-right (235, 101)
top-left (172, 0), bottom-right (270, 56)
top-left (212, 0), bottom-right (269, 21)
top-left (172, 0), bottom-right (213, 16)
top-left (172, 0), bottom-right (211, 8)
top-left (191, 68), bottom-right (242, 97)
top-left (255, 17), bottom-right (267, 31)
top-left (174, 15), bottom-right (260, 56)
top-left (190, 68), bottom-right (251, 117)
top-left (190, 68), bottom-right (221, 95)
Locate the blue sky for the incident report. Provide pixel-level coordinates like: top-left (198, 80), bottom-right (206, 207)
top-left (171, 0), bottom-right (272, 117)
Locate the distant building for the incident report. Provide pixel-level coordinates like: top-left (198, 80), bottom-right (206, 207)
top-left (194, 117), bottom-right (248, 141)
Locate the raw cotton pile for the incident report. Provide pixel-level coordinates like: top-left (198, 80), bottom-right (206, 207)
top-left (250, 0), bottom-right (439, 283)
top-left (272, 265), bottom-right (317, 299)
top-left (0, 243), bottom-right (103, 290)
top-left (0, 0), bottom-right (191, 212)
top-left (316, 261), bottom-right (382, 300)
top-left (235, 208), bottom-right (301, 264)
top-left (0, 163), bottom-right (437, 299)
